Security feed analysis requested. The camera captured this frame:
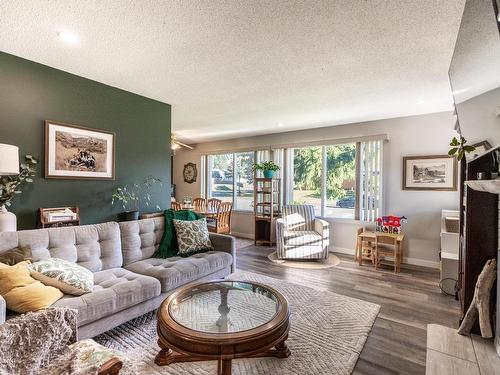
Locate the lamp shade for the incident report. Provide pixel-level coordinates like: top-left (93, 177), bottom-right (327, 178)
top-left (0, 143), bottom-right (19, 175)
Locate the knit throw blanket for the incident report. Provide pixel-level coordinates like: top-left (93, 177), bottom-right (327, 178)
top-left (0, 308), bottom-right (77, 375)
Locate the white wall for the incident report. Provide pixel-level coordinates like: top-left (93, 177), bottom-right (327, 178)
top-left (457, 87), bottom-right (500, 147)
top-left (174, 111), bottom-right (496, 268)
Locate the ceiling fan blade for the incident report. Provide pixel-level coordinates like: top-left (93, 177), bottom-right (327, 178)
top-left (175, 140), bottom-right (194, 149)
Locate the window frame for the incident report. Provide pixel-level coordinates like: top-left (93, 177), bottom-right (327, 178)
top-left (201, 137), bottom-right (383, 221)
top-left (289, 143), bottom-right (360, 220)
top-left (204, 150), bottom-right (259, 212)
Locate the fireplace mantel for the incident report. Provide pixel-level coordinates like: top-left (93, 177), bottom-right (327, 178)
top-left (465, 179), bottom-right (500, 195)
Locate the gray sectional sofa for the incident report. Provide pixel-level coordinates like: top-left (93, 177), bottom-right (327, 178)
top-left (0, 217), bottom-right (235, 339)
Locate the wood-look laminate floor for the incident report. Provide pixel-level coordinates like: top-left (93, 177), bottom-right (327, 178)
top-left (235, 240), bottom-right (460, 375)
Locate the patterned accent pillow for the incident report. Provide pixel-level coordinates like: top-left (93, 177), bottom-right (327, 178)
top-left (28, 258), bottom-right (94, 296)
top-left (173, 218), bottom-right (214, 255)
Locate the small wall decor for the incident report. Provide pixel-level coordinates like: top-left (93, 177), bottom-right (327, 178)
top-left (183, 162), bottom-right (197, 183)
top-left (45, 120), bottom-right (115, 180)
top-left (403, 155), bottom-right (457, 191)
top-left (468, 140), bottom-right (492, 160)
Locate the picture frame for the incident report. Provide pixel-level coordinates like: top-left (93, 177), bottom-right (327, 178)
top-left (44, 120), bottom-right (115, 180)
top-left (402, 155), bottom-right (457, 191)
top-left (468, 140), bottom-right (492, 160)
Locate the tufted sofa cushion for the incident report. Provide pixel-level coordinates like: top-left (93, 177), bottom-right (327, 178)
top-left (124, 251), bottom-right (233, 292)
top-left (0, 222), bottom-right (122, 272)
top-left (53, 268), bottom-right (160, 326)
top-left (119, 217), bottom-right (164, 266)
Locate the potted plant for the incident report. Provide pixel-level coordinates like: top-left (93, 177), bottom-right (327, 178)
top-left (111, 176), bottom-right (162, 221)
top-left (448, 136), bottom-right (475, 161)
top-left (252, 161), bottom-right (280, 178)
top-left (0, 155), bottom-right (38, 231)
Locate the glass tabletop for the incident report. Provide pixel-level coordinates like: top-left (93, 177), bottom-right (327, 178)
top-left (168, 281), bottom-right (280, 334)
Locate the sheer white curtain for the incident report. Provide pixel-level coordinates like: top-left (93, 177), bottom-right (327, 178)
top-left (359, 140), bottom-right (383, 221)
top-left (272, 148), bottom-right (285, 207)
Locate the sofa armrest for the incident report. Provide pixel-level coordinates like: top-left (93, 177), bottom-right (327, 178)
top-left (0, 295), bottom-right (5, 325)
top-left (314, 218), bottom-right (330, 245)
top-left (209, 233), bottom-right (236, 272)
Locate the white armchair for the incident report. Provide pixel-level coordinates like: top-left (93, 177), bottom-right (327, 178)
top-left (276, 205), bottom-right (329, 260)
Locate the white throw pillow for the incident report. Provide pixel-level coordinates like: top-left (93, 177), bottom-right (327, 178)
top-left (173, 218), bottom-right (214, 255)
top-left (29, 258), bottom-right (93, 295)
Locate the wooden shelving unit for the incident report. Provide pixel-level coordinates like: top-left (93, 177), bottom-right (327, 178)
top-left (254, 178), bottom-right (281, 246)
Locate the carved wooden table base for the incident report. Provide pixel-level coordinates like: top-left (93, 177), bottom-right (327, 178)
top-left (155, 280), bottom-right (291, 375)
top-left (155, 338), bottom-right (290, 375)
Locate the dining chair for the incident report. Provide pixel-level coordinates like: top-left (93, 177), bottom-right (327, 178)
top-left (171, 201), bottom-right (181, 211)
top-left (208, 202), bottom-right (232, 234)
top-left (207, 198), bottom-right (222, 212)
top-left (206, 198), bottom-right (222, 224)
top-left (192, 198), bottom-right (207, 211)
top-left (375, 233), bottom-right (399, 273)
top-left (357, 229), bottom-right (377, 266)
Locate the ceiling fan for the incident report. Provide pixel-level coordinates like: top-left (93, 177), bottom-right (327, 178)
top-left (171, 134), bottom-right (193, 152)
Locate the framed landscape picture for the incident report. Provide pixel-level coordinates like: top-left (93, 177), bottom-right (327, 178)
top-left (45, 120), bottom-right (115, 180)
top-left (403, 155), bottom-right (457, 191)
top-left (467, 140), bottom-right (492, 160)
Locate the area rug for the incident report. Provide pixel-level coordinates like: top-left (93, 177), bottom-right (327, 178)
top-left (94, 270), bottom-right (380, 375)
top-left (267, 251), bottom-right (341, 269)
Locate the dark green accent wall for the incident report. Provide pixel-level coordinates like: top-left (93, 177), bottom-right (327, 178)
top-left (0, 52), bottom-right (171, 229)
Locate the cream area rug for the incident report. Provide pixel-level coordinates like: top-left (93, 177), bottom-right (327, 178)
top-left (267, 251), bottom-right (341, 269)
top-left (94, 270), bottom-right (380, 375)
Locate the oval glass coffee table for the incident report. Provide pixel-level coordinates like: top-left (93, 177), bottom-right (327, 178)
top-left (155, 280), bottom-right (291, 375)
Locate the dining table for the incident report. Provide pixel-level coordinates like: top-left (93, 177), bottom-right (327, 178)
top-left (182, 206), bottom-right (218, 218)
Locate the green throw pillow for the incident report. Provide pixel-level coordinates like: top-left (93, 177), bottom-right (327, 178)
top-left (154, 209), bottom-right (203, 258)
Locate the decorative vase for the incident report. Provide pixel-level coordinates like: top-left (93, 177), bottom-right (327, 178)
top-left (121, 210), bottom-right (139, 222)
top-left (263, 170), bottom-right (275, 179)
top-left (0, 205), bottom-right (17, 232)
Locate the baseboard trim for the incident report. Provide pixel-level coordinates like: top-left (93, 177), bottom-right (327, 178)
top-left (329, 246), bottom-right (439, 269)
top-left (402, 257), bottom-right (440, 269)
top-left (232, 231), bottom-right (254, 239)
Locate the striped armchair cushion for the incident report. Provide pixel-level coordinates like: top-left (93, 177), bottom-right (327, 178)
top-left (282, 205), bottom-right (315, 231)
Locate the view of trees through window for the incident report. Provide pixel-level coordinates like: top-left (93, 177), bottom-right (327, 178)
top-left (207, 152), bottom-right (254, 210)
top-left (292, 143), bottom-right (357, 218)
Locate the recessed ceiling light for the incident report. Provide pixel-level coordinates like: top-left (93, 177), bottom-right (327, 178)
top-left (57, 31), bottom-right (80, 45)
top-left (417, 99), bottom-right (426, 105)
top-left (277, 122), bottom-right (284, 127)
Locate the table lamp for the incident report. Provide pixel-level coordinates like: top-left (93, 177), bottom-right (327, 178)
top-left (0, 143), bottom-right (20, 232)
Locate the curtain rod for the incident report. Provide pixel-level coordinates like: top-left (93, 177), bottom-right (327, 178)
top-left (199, 134), bottom-right (388, 155)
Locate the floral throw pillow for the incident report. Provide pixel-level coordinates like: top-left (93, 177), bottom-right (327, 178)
top-left (29, 258), bottom-right (94, 296)
top-left (173, 218), bottom-right (214, 255)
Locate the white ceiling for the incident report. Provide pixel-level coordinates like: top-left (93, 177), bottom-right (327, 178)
top-left (0, 0), bottom-right (465, 143)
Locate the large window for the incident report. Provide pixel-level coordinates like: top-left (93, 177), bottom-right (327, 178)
top-left (235, 152), bottom-right (254, 210)
top-left (325, 144), bottom-right (357, 219)
top-left (207, 151), bottom-right (255, 211)
top-left (292, 146), bottom-right (322, 215)
top-left (203, 139), bottom-right (382, 220)
top-left (289, 140), bottom-right (382, 220)
top-left (207, 153), bottom-right (233, 203)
